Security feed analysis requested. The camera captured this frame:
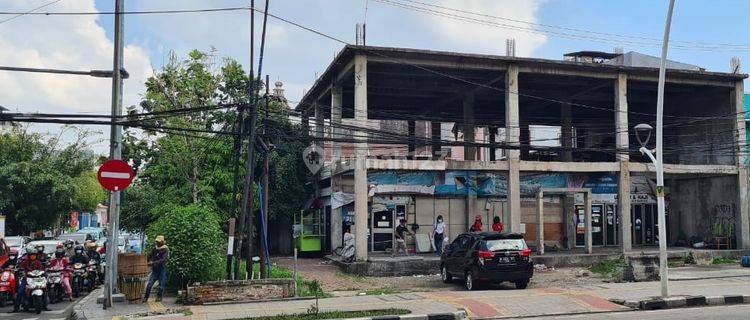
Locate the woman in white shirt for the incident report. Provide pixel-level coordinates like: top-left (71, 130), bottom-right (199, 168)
top-left (433, 215), bottom-right (446, 256)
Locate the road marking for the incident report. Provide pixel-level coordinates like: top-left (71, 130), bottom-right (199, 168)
top-left (49, 318), bottom-right (67, 320)
top-left (21, 317), bottom-right (38, 320)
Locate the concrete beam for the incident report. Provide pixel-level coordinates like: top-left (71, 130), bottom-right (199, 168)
top-left (506, 64), bottom-right (522, 233)
top-left (353, 54), bottom-right (369, 262)
top-left (518, 65), bottom-right (618, 79)
top-left (628, 74), bottom-right (736, 87)
top-left (520, 161), bottom-right (619, 172)
top-left (367, 55), bottom-right (508, 71)
top-left (366, 159), bottom-right (446, 170)
top-left (629, 163), bottom-right (738, 174)
top-left (447, 160), bottom-right (509, 171)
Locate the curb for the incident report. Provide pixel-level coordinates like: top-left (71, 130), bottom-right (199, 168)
top-left (611, 294), bottom-right (750, 311)
top-left (370, 310), bottom-right (467, 320)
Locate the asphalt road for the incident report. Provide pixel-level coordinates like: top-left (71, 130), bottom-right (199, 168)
top-left (526, 304), bottom-right (750, 320)
top-left (0, 295), bottom-right (80, 320)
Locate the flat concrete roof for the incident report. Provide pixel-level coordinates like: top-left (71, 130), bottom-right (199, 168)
top-left (297, 45), bottom-right (747, 112)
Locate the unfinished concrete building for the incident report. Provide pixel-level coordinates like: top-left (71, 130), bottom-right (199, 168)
top-left (297, 45), bottom-right (749, 261)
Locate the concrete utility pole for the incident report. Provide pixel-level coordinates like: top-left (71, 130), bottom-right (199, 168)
top-left (260, 74), bottom-right (270, 279)
top-left (234, 0), bottom-right (255, 280)
top-left (655, 0), bottom-right (676, 298)
top-left (104, 0), bottom-right (125, 309)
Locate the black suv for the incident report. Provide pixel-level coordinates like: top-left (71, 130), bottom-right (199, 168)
top-left (440, 232), bottom-right (533, 290)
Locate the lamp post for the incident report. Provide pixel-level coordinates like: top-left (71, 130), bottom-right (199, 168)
top-left (634, 122), bottom-right (668, 298)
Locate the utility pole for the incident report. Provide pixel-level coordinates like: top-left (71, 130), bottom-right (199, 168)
top-left (235, 0), bottom-right (255, 280)
top-left (655, 0), bottom-right (676, 298)
top-left (260, 75), bottom-right (270, 279)
top-left (104, 0), bottom-right (125, 309)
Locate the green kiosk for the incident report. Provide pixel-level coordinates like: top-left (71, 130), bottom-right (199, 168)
top-left (294, 208), bottom-right (323, 254)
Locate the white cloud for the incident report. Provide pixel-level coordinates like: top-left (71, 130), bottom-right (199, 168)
top-left (0, 0), bottom-right (152, 152)
top-left (424, 0), bottom-right (547, 56)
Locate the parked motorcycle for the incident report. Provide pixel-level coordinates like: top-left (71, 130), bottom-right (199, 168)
top-left (0, 267), bottom-right (17, 307)
top-left (46, 266), bottom-right (66, 304)
top-left (23, 269), bottom-right (47, 314)
top-left (71, 263), bottom-right (86, 298)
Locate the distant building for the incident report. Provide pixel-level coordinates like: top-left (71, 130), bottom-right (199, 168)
top-left (298, 45), bottom-right (749, 260)
top-left (0, 105), bottom-right (10, 131)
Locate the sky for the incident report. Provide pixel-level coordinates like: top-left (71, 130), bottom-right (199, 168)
top-left (2, 0), bottom-right (750, 154)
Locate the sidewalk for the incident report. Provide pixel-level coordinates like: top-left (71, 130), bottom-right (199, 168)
top-left (74, 288), bottom-right (185, 320)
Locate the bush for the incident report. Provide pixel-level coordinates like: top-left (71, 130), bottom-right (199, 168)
top-left (146, 204), bottom-right (225, 288)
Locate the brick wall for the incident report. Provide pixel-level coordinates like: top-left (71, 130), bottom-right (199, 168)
top-left (185, 279), bottom-right (294, 304)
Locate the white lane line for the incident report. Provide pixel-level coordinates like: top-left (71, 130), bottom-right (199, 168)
top-left (21, 317), bottom-right (38, 320)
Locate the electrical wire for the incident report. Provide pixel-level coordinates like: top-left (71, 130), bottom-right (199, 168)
top-left (0, 0), bottom-right (62, 26)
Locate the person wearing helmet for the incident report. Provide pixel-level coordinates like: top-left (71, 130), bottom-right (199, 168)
top-left (13, 246), bottom-right (46, 312)
top-left (69, 245), bottom-right (89, 265)
top-left (85, 242), bottom-right (103, 284)
top-left (49, 245), bottom-right (73, 301)
top-left (34, 243), bottom-right (48, 266)
top-left (64, 240), bottom-right (76, 258)
top-left (143, 236), bottom-right (169, 302)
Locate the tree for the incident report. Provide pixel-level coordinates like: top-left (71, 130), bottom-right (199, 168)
top-left (71, 171), bottom-right (106, 212)
top-left (0, 126), bottom-right (100, 235)
top-left (146, 204), bottom-right (225, 288)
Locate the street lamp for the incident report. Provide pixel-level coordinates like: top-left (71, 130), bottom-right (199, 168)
top-left (634, 122), bottom-right (668, 298)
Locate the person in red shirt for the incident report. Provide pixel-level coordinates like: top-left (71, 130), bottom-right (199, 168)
top-left (492, 216), bottom-right (504, 233)
top-left (469, 215), bottom-right (483, 233)
top-left (13, 246), bottom-right (46, 312)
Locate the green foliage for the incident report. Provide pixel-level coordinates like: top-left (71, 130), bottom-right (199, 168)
top-left (683, 252), bottom-right (696, 265)
top-left (0, 127), bottom-right (100, 235)
top-left (712, 256), bottom-right (739, 265)
top-left (244, 309), bottom-right (410, 320)
top-left (590, 259), bottom-right (628, 278)
top-left (72, 171), bottom-right (106, 212)
top-left (364, 287), bottom-right (397, 295)
top-left (122, 49), bottom-right (312, 244)
top-left (146, 204), bottom-right (225, 288)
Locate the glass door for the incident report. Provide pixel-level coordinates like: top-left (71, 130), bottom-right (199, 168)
top-left (605, 205), bottom-right (618, 246)
top-left (632, 205), bottom-right (643, 245)
top-left (592, 205), bottom-right (604, 246)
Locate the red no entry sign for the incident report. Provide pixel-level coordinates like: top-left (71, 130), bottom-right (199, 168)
top-left (97, 159), bottom-right (135, 191)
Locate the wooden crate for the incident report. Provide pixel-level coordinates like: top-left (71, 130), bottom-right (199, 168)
top-left (118, 253), bottom-right (149, 276)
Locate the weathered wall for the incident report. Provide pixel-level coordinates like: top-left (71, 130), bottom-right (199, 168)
top-left (184, 279), bottom-right (295, 305)
top-left (668, 175), bottom-right (738, 244)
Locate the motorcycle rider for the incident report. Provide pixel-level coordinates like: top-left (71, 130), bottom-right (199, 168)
top-left (13, 246), bottom-right (49, 313)
top-left (69, 245), bottom-right (89, 265)
top-left (85, 242), bottom-right (103, 284)
top-left (34, 244), bottom-right (48, 267)
top-left (48, 245), bottom-right (73, 301)
top-left (63, 240), bottom-right (76, 258)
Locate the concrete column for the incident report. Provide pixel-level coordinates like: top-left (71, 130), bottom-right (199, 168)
top-left (314, 103), bottom-right (324, 149)
top-left (301, 109), bottom-right (310, 137)
top-left (330, 86), bottom-right (343, 251)
top-left (733, 80), bottom-right (750, 249)
top-left (520, 125), bottom-right (530, 159)
top-left (331, 86), bottom-right (343, 169)
top-left (536, 191), bottom-right (544, 254)
top-left (561, 103), bottom-right (573, 162)
top-left (489, 127), bottom-right (497, 161)
top-left (505, 65), bottom-right (522, 233)
top-left (615, 73), bottom-right (632, 252)
top-left (353, 54), bottom-right (369, 261)
top-left (431, 121), bottom-right (441, 159)
top-left (408, 120), bottom-right (416, 157)
top-left (585, 191), bottom-right (593, 254)
top-left (463, 93), bottom-right (476, 161)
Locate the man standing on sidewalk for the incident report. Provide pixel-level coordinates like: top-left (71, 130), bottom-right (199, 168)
top-left (144, 235), bottom-right (169, 302)
top-left (395, 219), bottom-right (413, 256)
